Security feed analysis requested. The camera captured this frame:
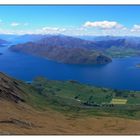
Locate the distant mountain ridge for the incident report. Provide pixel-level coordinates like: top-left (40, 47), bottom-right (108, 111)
top-left (9, 34), bottom-right (140, 50)
top-left (0, 39), bottom-right (9, 45)
top-left (2, 34), bottom-right (140, 49)
top-left (10, 35), bottom-right (112, 64)
top-left (7, 34), bottom-right (140, 60)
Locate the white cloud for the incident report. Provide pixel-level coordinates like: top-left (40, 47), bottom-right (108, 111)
top-left (41, 27), bottom-right (66, 34)
top-left (133, 24), bottom-right (140, 29)
top-left (0, 23), bottom-right (140, 36)
top-left (0, 20), bottom-right (3, 26)
top-left (0, 26), bottom-right (66, 35)
top-left (11, 22), bottom-right (20, 27)
top-left (131, 24), bottom-right (140, 32)
top-left (11, 22), bottom-right (29, 27)
top-left (83, 20), bottom-right (124, 29)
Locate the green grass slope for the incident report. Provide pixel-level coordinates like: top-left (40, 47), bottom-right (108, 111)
top-left (30, 77), bottom-right (140, 119)
top-left (1, 72), bottom-right (140, 120)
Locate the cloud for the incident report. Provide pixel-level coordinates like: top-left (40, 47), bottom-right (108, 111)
top-left (0, 26), bottom-right (67, 35)
top-left (11, 22), bottom-right (29, 27)
top-left (11, 22), bottom-right (20, 27)
top-left (41, 27), bottom-right (66, 34)
top-left (0, 20), bottom-right (3, 26)
top-left (83, 20), bottom-right (124, 29)
top-left (131, 24), bottom-right (140, 32)
top-left (0, 23), bottom-right (139, 36)
top-left (133, 24), bottom-right (140, 29)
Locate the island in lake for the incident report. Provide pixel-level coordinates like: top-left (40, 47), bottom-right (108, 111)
top-left (10, 35), bottom-right (112, 65)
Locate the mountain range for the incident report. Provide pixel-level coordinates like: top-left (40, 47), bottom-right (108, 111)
top-left (0, 39), bottom-right (9, 45)
top-left (10, 35), bottom-right (112, 64)
top-left (1, 34), bottom-right (140, 63)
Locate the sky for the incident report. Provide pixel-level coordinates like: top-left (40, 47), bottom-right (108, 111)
top-left (0, 5), bottom-right (140, 36)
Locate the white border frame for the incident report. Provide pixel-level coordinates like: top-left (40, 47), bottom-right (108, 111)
top-left (0, 0), bottom-right (140, 5)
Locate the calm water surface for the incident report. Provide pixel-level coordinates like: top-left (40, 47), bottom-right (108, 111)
top-left (0, 46), bottom-right (140, 90)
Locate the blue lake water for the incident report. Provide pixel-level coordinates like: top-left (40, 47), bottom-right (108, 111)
top-left (0, 46), bottom-right (140, 90)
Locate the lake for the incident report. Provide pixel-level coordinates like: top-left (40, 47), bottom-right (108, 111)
top-left (0, 46), bottom-right (140, 91)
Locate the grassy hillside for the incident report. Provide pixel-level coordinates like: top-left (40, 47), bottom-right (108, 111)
top-left (30, 77), bottom-right (140, 119)
top-left (3, 73), bottom-right (139, 120)
top-left (1, 72), bottom-right (140, 134)
top-left (105, 46), bottom-right (140, 58)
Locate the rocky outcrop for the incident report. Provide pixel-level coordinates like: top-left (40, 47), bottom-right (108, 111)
top-left (0, 72), bottom-right (25, 103)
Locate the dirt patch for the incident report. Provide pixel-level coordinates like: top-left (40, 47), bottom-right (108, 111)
top-left (0, 118), bottom-right (35, 129)
top-left (0, 98), bottom-right (140, 135)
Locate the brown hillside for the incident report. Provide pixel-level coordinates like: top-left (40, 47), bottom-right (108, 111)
top-left (0, 72), bottom-right (140, 135)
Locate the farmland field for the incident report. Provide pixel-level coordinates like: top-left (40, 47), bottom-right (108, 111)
top-left (111, 99), bottom-right (127, 104)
